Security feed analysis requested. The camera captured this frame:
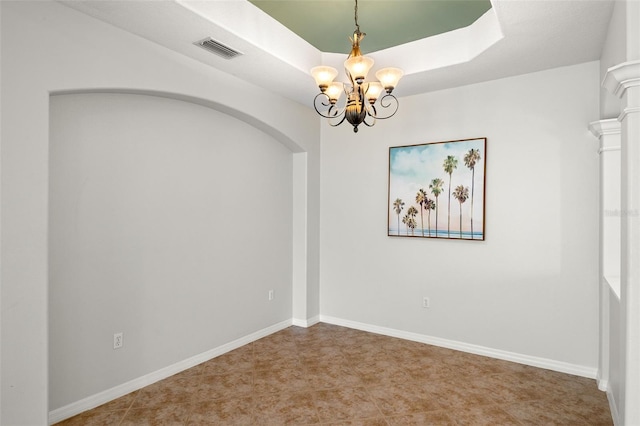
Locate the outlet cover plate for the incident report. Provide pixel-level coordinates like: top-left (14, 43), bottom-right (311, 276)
top-left (113, 332), bottom-right (123, 349)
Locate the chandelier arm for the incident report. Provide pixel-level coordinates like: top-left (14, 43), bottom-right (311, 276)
top-left (362, 115), bottom-right (376, 127)
top-left (345, 66), bottom-right (356, 87)
top-left (313, 93), bottom-right (346, 119)
top-left (328, 115), bottom-right (349, 127)
top-left (313, 92), bottom-right (350, 127)
top-left (367, 103), bottom-right (376, 116)
top-left (362, 104), bottom-right (377, 127)
top-left (368, 93), bottom-right (399, 120)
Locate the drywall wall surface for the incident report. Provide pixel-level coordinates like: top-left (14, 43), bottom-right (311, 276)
top-left (609, 291), bottom-right (622, 418)
top-left (319, 61), bottom-right (601, 370)
top-left (599, 0), bottom-right (626, 118)
top-left (0, 1), bottom-right (319, 423)
top-left (626, 0), bottom-right (640, 61)
top-left (306, 140), bottom-right (322, 321)
top-left (49, 93), bottom-right (293, 409)
top-left (0, 1), bottom-right (3, 419)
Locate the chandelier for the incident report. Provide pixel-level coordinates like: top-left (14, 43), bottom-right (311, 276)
top-left (310, 0), bottom-right (404, 133)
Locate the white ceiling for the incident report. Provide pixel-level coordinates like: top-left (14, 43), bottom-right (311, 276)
top-left (60, 0), bottom-right (614, 108)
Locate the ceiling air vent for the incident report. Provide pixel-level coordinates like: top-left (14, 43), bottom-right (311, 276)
top-left (194, 37), bottom-right (242, 60)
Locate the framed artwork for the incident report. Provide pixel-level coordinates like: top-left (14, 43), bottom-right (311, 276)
top-left (388, 138), bottom-right (486, 240)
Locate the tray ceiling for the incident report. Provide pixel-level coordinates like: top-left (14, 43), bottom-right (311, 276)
top-left (60, 0), bottom-right (615, 107)
top-left (248, 0), bottom-right (492, 54)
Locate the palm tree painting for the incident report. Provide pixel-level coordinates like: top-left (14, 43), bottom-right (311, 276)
top-left (408, 217), bottom-right (417, 234)
top-left (415, 189), bottom-right (428, 236)
top-left (443, 155), bottom-right (458, 238)
top-left (464, 148), bottom-right (481, 239)
top-left (402, 214), bottom-right (409, 235)
top-left (402, 213), bottom-right (416, 235)
top-left (407, 206), bottom-right (418, 236)
top-left (389, 138), bottom-right (486, 240)
top-left (452, 185), bottom-right (469, 238)
top-left (425, 198), bottom-right (435, 236)
top-left (392, 198), bottom-right (404, 236)
top-left (429, 178), bottom-right (444, 236)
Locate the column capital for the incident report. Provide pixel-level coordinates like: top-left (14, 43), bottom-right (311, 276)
top-left (589, 119), bottom-right (621, 154)
top-left (603, 60), bottom-right (640, 99)
top-left (589, 119), bottom-right (622, 139)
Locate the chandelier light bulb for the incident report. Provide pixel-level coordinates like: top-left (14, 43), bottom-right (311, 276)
top-left (365, 82), bottom-right (383, 104)
top-left (344, 55), bottom-right (374, 84)
top-left (375, 67), bottom-right (404, 93)
top-left (326, 82), bottom-right (344, 104)
top-left (310, 66), bottom-right (338, 91)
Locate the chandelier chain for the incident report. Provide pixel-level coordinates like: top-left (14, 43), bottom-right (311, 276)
top-left (354, 0), bottom-right (360, 34)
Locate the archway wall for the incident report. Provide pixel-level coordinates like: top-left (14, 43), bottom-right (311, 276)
top-left (49, 91), bottom-right (298, 412)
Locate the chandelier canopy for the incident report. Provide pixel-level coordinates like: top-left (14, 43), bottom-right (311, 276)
top-left (310, 0), bottom-right (403, 133)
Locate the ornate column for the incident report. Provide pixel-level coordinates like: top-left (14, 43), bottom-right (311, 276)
top-left (603, 59), bottom-right (640, 425)
top-left (589, 118), bottom-right (621, 392)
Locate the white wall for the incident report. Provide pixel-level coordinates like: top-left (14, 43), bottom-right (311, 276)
top-left (320, 62), bottom-right (601, 371)
top-left (599, 0), bottom-right (627, 119)
top-left (597, 1), bottom-right (640, 423)
top-left (48, 93), bottom-right (293, 410)
top-left (608, 288), bottom-right (622, 417)
top-left (598, 3), bottom-right (625, 408)
top-left (0, 1), bottom-right (320, 423)
top-left (599, 0), bottom-right (640, 119)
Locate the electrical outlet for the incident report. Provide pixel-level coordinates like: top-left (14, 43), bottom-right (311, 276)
top-left (113, 332), bottom-right (123, 349)
top-left (268, 290), bottom-right (274, 301)
top-left (422, 297), bottom-right (430, 308)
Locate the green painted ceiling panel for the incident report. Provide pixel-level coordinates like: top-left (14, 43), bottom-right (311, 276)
top-left (249, 0), bottom-right (492, 54)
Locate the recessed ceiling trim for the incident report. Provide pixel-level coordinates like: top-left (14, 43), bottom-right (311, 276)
top-left (194, 37), bottom-right (243, 60)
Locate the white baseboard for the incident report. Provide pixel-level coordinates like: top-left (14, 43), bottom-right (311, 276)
top-left (319, 315), bottom-right (598, 379)
top-left (48, 319), bottom-right (292, 425)
top-left (291, 315), bottom-right (320, 328)
top-left (605, 385), bottom-right (620, 425)
top-left (597, 377), bottom-right (609, 392)
top-left (595, 374), bottom-right (619, 425)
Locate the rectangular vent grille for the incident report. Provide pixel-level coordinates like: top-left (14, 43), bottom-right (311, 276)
top-left (195, 37), bottom-right (242, 60)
